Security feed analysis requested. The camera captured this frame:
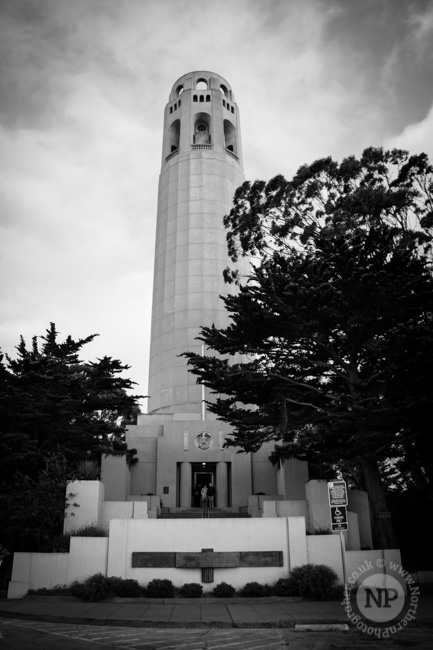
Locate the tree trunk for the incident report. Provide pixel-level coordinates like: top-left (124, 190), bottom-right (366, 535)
top-left (360, 456), bottom-right (397, 549)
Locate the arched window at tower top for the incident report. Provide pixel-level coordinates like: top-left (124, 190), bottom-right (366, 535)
top-left (196, 79), bottom-right (208, 90)
top-left (176, 85), bottom-right (184, 96)
top-left (193, 112), bottom-right (211, 146)
top-left (224, 119), bottom-right (237, 156)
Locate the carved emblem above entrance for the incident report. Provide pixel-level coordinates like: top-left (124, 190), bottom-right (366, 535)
top-left (195, 431), bottom-right (213, 450)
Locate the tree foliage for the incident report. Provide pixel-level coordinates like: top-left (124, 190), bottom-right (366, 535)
top-left (184, 148), bottom-right (433, 549)
top-left (0, 323), bottom-right (142, 551)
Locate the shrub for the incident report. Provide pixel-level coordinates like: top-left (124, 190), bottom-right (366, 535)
top-left (288, 564), bottom-right (339, 600)
top-left (178, 583), bottom-right (203, 598)
top-left (239, 581), bottom-right (270, 597)
top-left (107, 577), bottom-right (143, 598)
top-left (42, 534), bottom-right (71, 553)
top-left (75, 460), bottom-right (101, 480)
top-left (306, 526), bottom-right (333, 535)
top-left (69, 573), bottom-right (115, 601)
top-left (145, 578), bottom-right (175, 598)
top-left (27, 584), bottom-right (70, 596)
top-left (273, 577), bottom-right (299, 597)
top-left (326, 584), bottom-right (346, 600)
top-left (212, 582), bottom-right (236, 598)
top-left (70, 524), bottom-right (108, 537)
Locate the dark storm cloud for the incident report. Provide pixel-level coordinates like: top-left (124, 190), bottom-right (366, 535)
top-left (0, 0), bottom-right (140, 130)
top-left (324, 0), bottom-right (433, 133)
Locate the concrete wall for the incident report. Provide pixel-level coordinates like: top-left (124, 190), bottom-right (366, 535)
top-left (101, 455), bottom-right (130, 501)
top-left (67, 537), bottom-right (109, 584)
top-left (107, 517), bottom-right (293, 589)
top-left (9, 516), bottom-right (400, 598)
top-left (277, 458), bottom-right (309, 500)
top-left (64, 480), bottom-right (104, 533)
top-left (263, 500), bottom-right (309, 520)
top-left (7, 537), bottom-right (109, 599)
top-left (8, 552), bottom-right (69, 599)
top-left (348, 490), bottom-right (373, 549)
top-left (307, 534), bottom-right (344, 583)
top-left (248, 494), bottom-right (282, 517)
top-left (127, 424), bottom-right (161, 496)
top-left (251, 442), bottom-right (278, 495)
top-left (305, 479), bottom-right (331, 532)
top-left (102, 501), bottom-right (149, 527)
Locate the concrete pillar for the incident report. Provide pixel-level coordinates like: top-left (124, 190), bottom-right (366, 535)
top-left (287, 516), bottom-right (308, 570)
top-left (305, 479), bottom-right (331, 533)
top-left (216, 461), bottom-right (228, 507)
top-left (348, 490), bottom-right (373, 550)
top-left (180, 462), bottom-right (192, 507)
top-left (277, 457), bottom-right (309, 500)
top-left (101, 454), bottom-right (130, 500)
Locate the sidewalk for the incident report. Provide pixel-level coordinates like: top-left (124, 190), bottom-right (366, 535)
top-left (1, 596), bottom-right (433, 628)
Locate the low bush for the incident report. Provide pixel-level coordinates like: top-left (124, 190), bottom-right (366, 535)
top-left (326, 584), bottom-right (346, 600)
top-left (42, 534), bottom-right (71, 553)
top-left (66, 574), bottom-right (142, 601)
top-left (239, 581), bottom-right (271, 598)
top-left (212, 582), bottom-right (236, 598)
top-left (273, 577), bottom-right (299, 597)
top-left (145, 578), bottom-right (175, 598)
top-left (28, 584), bottom-right (70, 596)
top-left (107, 577), bottom-right (143, 598)
top-left (70, 524), bottom-right (108, 537)
top-left (69, 573), bottom-right (115, 601)
top-left (178, 583), bottom-right (203, 598)
top-left (288, 564), bottom-right (339, 600)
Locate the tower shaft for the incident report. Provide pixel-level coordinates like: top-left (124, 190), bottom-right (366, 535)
top-left (148, 71), bottom-right (245, 416)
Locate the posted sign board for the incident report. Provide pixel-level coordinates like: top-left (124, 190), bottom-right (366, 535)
top-left (328, 480), bottom-right (348, 531)
top-left (328, 480), bottom-right (348, 507)
top-left (330, 505), bottom-right (348, 531)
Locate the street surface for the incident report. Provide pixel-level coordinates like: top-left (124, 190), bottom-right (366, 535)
top-left (1, 619), bottom-right (433, 650)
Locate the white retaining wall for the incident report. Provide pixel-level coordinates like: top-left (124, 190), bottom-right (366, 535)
top-left (7, 517), bottom-right (402, 599)
top-left (107, 518), bottom-right (292, 588)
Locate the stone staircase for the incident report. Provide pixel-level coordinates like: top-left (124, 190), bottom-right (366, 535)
top-left (158, 508), bottom-right (250, 519)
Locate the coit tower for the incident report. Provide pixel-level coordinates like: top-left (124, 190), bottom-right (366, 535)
top-left (147, 71), bottom-right (245, 417)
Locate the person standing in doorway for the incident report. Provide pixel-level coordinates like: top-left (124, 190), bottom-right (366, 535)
top-left (207, 483), bottom-right (215, 508)
top-left (200, 484), bottom-right (208, 514)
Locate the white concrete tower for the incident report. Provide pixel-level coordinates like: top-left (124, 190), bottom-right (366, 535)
top-left (148, 71), bottom-right (245, 417)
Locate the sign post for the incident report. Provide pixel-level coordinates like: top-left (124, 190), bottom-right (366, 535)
top-left (328, 480), bottom-right (348, 586)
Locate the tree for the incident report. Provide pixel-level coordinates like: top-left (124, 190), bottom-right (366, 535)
top-left (184, 148), bottom-right (433, 550)
top-left (0, 323), bottom-right (142, 551)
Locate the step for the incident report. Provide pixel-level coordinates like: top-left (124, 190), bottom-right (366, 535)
top-left (158, 509), bottom-right (250, 519)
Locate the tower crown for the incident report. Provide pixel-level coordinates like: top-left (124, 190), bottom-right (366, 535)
top-left (162, 70), bottom-right (242, 168)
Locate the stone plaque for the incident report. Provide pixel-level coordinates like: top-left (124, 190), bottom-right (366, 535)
top-left (176, 552), bottom-right (239, 568)
top-left (239, 551), bottom-right (283, 567)
top-left (132, 550), bottom-right (283, 569)
top-left (132, 552), bottom-right (176, 568)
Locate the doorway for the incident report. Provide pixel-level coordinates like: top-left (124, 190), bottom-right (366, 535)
top-left (192, 462), bottom-right (216, 507)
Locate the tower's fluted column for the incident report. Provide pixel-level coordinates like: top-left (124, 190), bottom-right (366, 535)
top-left (147, 71), bottom-right (245, 417)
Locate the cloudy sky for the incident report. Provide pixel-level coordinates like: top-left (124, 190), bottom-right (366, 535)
top-left (1, 0), bottom-right (433, 408)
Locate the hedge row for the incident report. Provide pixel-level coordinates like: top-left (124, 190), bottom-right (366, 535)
top-left (28, 564), bottom-right (344, 602)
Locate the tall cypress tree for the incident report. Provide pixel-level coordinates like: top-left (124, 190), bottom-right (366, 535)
top-left (184, 148), bottom-right (433, 549)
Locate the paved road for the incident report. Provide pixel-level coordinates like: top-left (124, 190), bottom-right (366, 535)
top-left (1, 619), bottom-right (433, 650)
